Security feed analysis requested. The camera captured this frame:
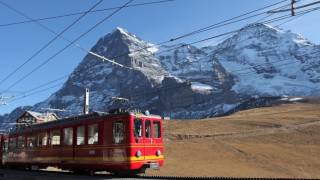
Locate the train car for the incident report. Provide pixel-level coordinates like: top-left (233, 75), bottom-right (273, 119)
top-left (0, 110), bottom-right (164, 174)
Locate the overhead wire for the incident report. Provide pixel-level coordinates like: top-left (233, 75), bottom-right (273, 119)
top-left (97, 0), bottom-right (293, 64)
top-left (8, 83), bottom-right (65, 103)
top-left (275, 6), bottom-right (320, 27)
top-left (267, 0), bottom-right (320, 13)
top-left (0, 0), bottom-right (175, 28)
top-left (0, 0), bottom-right (176, 96)
top-left (20, 74), bottom-right (68, 95)
top-left (0, 0), bottom-right (291, 100)
top-left (167, 0), bottom-right (289, 42)
top-left (119, 8), bottom-right (320, 101)
top-left (4, 0), bottom-right (320, 107)
top-left (1, 1), bottom-right (134, 70)
top-left (0, 0), bottom-right (135, 95)
top-left (7, 4), bottom-right (319, 103)
top-left (0, 0), bottom-right (104, 87)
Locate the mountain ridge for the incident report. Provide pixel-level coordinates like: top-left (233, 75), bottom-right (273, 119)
top-left (1, 23), bottom-right (319, 126)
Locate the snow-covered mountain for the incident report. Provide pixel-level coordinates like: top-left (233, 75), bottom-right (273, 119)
top-left (213, 23), bottom-right (320, 96)
top-left (1, 23), bottom-right (319, 124)
top-left (32, 27), bottom-right (169, 116)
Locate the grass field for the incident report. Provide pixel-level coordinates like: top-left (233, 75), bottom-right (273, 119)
top-left (147, 102), bottom-right (320, 178)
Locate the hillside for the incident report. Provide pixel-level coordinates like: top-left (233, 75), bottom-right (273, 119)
top-left (147, 101), bottom-right (320, 178)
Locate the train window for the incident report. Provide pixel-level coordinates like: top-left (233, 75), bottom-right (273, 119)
top-left (134, 118), bottom-right (142, 137)
top-left (50, 130), bottom-right (61, 145)
top-left (38, 132), bottom-right (48, 146)
top-left (88, 124), bottom-right (98, 145)
top-left (145, 120), bottom-right (151, 138)
top-left (113, 122), bottom-right (124, 144)
top-left (17, 136), bottom-right (25, 148)
top-left (27, 136), bottom-right (36, 148)
top-left (153, 121), bottom-right (161, 138)
top-left (63, 128), bottom-right (73, 145)
top-left (77, 126), bottom-right (85, 145)
top-left (8, 138), bottom-right (16, 149)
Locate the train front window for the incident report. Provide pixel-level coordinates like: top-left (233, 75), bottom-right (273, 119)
top-left (145, 120), bottom-right (151, 138)
top-left (153, 121), bottom-right (161, 138)
top-left (134, 118), bottom-right (142, 138)
top-left (113, 122), bottom-right (124, 144)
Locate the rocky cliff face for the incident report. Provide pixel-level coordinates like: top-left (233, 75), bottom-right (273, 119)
top-left (1, 24), bottom-right (319, 124)
top-left (32, 28), bottom-right (169, 116)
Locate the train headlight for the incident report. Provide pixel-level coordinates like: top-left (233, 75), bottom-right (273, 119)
top-left (136, 150), bottom-right (142, 158)
top-left (156, 150), bottom-right (161, 157)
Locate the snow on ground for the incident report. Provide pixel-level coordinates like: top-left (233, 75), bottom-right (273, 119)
top-left (191, 82), bottom-right (213, 94)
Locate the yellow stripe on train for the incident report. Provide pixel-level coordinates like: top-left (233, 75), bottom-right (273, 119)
top-left (5, 155), bottom-right (164, 163)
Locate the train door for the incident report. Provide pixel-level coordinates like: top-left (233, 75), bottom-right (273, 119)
top-left (151, 119), bottom-right (163, 164)
top-left (133, 118), bottom-right (144, 160)
top-left (61, 127), bottom-right (74, 165)
top-left (143, 119), bottom-right (152, 161)
top-left (74, 125), bottom-right (86, 166)
top-left (49, 128), bottom-right (62, 164)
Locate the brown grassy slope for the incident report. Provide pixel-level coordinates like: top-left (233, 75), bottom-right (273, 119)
top-left (147, 103), bottom-right (320, 178)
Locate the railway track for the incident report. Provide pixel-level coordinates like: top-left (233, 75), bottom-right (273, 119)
top-left (0, 168), bottom-right (319, 180)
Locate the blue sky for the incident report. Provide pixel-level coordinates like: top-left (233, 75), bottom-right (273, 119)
top-left (0, 0), bottom-right (319, 114)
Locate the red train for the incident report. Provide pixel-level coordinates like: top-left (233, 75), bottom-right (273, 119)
top-left (0, 110), bottom-right (164, 175)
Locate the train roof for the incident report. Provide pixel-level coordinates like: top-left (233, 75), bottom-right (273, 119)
top-left (8, 110), bottom-right (161, 135)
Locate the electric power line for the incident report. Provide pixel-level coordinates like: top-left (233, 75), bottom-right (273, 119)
top-left (8, 83), bottom-right (64, 103)
top-left (0, 0), bottom-right (297, 93)
top-left (1, 0), bottom-right (135, 70)
top-left (21, 74), bottom-right (68, 95)
top-left (10, 5), bottom-right (320, 102)
top-left (78, 0), bottom-right (297, 69)
top-left (168, 0), bottom-right (289, 42)
top-left (0, 0), bottom-right (104, 87)
top-left (268, 0), bottom-right (320, 13)
top-left (9, 47), bottom-right (319, 105)
top-left (275, 6), bottom-right (320, 26)
top-left (0, 0), bottom-right (175, 28)
top-left (0, 0), bottom-right (134, 95)
top-left (4, 1), bottom-right (320, 105)
top-left (253, 0), bottom-right (300, 23)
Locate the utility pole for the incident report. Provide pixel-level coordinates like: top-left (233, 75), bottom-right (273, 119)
top-left (268, 0), bottom-right (320, 15)
top-left (83, 88), bottom-right (90, 115)
top-left (291, 0), bottom-right (296, 16)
